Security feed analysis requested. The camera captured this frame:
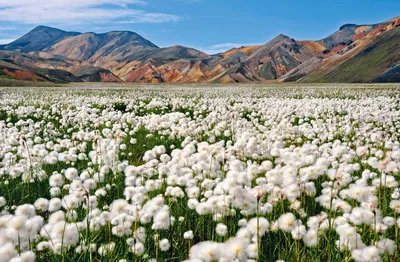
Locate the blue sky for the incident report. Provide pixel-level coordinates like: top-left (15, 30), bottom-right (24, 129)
top-left (0, 0), bottom-right (398, 54)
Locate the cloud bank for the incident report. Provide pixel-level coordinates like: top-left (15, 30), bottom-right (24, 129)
top-left (0, 0), bottom-right (180, 25)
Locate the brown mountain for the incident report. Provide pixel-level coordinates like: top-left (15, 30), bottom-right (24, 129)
top-left (0, 26), bottom-right (80, 52)
top-left (0, 17), bottom-right (399, 84)
top-left (0, 59), bottom-right (80, 83)
top-left (299, 25), bottom-right (400, 83)
top-left (73, 66), bottom-right (122, 82)
top-left (243, 34), bottom-right (325, 79)
top-left (44, 31), bottom-right (158, 62)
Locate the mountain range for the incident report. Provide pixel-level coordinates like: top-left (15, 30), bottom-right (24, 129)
top-left (0, 16), bottom-right (399, 84)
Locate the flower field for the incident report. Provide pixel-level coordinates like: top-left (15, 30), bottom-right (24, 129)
top-left (1, 84), bottom-right (400, 262)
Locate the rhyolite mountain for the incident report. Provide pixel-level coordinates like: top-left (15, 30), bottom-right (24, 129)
top-left (0, 16), bottom-right (399, 84)
top-left (300, 25), bottom-right (400, 83)
top-left (0, 26), bottom-right (80, 52)
top-left (44, 31), bottom-right (159, 61)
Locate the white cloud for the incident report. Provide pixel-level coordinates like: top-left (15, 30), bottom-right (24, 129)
top-left (0, 0), bottom-right (180, 25)
top-left (199, 42), bottom-right (263, 55)
top-left (115, 12), bottom-right (181, 24)
top-left (0, 38), bottom-right (15, 44)
top-left (0, 0), bottom-right (147, 8)
top-left (0, 26), bottom-right (16, 31)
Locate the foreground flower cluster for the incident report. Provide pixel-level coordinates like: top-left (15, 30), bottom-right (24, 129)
top-left (0, 84), bottom-right (400, 262)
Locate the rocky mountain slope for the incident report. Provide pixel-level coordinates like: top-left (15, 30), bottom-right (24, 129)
top-left (0, 16), bottom-right (399, 84)
top-left (300, 26), bottom-right (400, 83)
top-left (0, 26), bottom-right (80, 52)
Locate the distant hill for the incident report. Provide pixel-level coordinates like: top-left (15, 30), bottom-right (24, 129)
top-left (0, 59), bottom-right (79, 83)
top-left (73, 66), bottom-right (122, 83)
top-left (0, 17), bottom-right (399, 84)
top-left (0, 26), bottom-right (80, 52)
top-left (45, 31), bottom-right (159, 61)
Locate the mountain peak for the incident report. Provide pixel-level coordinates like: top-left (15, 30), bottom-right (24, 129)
top-left (168, 45), bottom-right (186, 49)
top-left (268, 34), bottom-right (293, 44)
top-left (339, 24), bottom-right (358, 30)
top-left (33, 25), bottom-right (59, 30)
top-left (33, 25), bottom-right (51, 30)
top-left (319, 17), bottom-right (395, 49)
top-left (108, 30), bottom-right (139, 35)
top-left (1, 26), bottom-right (81, 52)
top-left (277, 33), bottom-right (289, 38)
top-left (29, 25), bottom-right (81, 36)
top-left (264, 34), bottom-right (293, 45)
top-left (275, 34), bottom-right (291, 40)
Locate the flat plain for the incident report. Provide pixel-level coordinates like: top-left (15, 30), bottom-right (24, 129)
top-left (1, 83), bottom-right (400, 262)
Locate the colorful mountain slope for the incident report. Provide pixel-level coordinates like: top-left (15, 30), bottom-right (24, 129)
top-left (300, 26), bottom-right (400, 83)
top-left (0, 26), bottom-right (80, 52)
top-left (0, 59), bottom-right (80, 83)
top-left (241, 34), bottom-right (325, 80)
top-left (0, 60), bottom-right (46, 81)
top-left (73, 66), bottom-right (122, 83)
top-left (45, 31), bottom-right (158, 62)
top-left (0, 17), bottom-right (398, 84)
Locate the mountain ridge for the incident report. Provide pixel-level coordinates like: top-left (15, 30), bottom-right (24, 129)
top-left (0, 16), bottom-right (399, 84)
top-left (0, 26), bottom-right (81, 52)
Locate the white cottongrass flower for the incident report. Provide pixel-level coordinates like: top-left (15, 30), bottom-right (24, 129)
top-left (159, 238), bottom-right (170, 251)
top-left (98, 242), bottom-right (115, 256)
top-left (216, 223), bottom-right (228, 236)
top-left (246, 217), bottom-right (269, 237)
top-left (0, 197), bottom-right (6, 207)
top-left (184, 230), bottom-right (194, 240)
top-left (303, 229), bottom-right (318, 247)
top-left (190, 241), bottom-right (222, 261)
top-left (34, 198), bottom-right (49, 212)
top-left (152, 209), bottom-right (171, 230)
top-left (278, 213), bottom-right (296, 232)
top-left (246, 243), bottom-right (258, 258)
top-left (352, 246), bottom-right (380, 262)
top-left (291, 224), bottom-right (306, 240)
top-left (65, 168), bottom-right (79, 181)
top-left (132, 242), bottom-right (145, 255)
